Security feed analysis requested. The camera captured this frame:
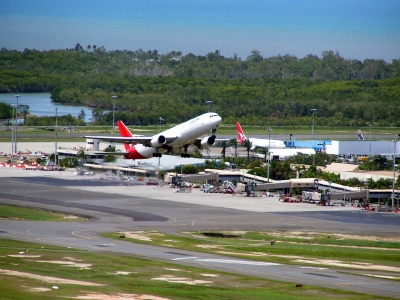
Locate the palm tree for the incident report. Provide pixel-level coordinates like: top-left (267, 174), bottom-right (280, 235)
top-left (18, 104), bottom-right (30, 125)
top-left (258, 146), bottom-right (268, 163)
top-left (216, 141), bottom-right (228, 159)
top-left (76, 149), bottom-right (86, 166)
top-left (242, 138), bottom-right (253, 161)
top-left (229, 138), bottom-right (238, 157)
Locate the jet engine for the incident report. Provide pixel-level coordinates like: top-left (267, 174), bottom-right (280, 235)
top-left (150, 135), bottom-right (166, 148)
top-left (200, 135), bottom-right (216, 149)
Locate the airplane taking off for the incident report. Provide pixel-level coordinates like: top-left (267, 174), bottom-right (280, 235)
top-left (236, 122), bottom-right (286, 150)
top-left (83, 112), bottom-right (222, 159)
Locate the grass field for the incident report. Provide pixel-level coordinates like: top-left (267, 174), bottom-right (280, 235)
top-left (102, 230), bottom-right (400, 278)
top-left (0, 204), bottom-right (87, 222)
top-left (0, 238), bottom-right (394, 300)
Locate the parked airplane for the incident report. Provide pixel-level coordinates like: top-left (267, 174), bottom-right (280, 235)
top-left (83, 112), bottom-right (222, 159)
top-left (236, 122), bottom-right (286, 149)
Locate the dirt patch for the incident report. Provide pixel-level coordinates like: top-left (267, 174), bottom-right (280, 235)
top-left (8, 254), bottom-right (41, 258)
top-left (71, 293), bottom-right (171, 300)
top-left (333, 233), bottom-right (400, 243)
top-left (0, 268), bottom-right (104, 286)
top-left (294, 259), bottom-right (400, 272)
top-left (201, 274), bottom-right (219, 277)
top-left (34, 260), bottom-right (92, 269)
top-left (362, 273), bottom-right (400, 280)
top-left (196, 244), bottom-right (222, 249)
top-left (151, 275), bottom-right (212, 285)
top-left (120, 231), bottom-right (164, 242)
top-left (106, 271), bottom-right (133, 275)
top-left (268, 231), bottom-right (400, 243)
top-left (28, 287), bottom-right (52, 292)
top-left (63, 215), bottom-right (80, 219)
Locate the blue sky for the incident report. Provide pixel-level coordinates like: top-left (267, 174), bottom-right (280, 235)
top-left (1, 0), bottom-right (399, 61)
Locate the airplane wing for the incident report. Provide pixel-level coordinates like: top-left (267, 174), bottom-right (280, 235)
top-left (82, 135), bottom-right (151, 145)
top-left (94, 151), bottom-right (129, 155)
top-left (82, 135), bottom-right (179, 147)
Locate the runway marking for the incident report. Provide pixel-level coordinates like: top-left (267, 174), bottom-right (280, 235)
top-left (301, 266), bottom-right (329, 270)
top-left (72, 230), bottom-right (98, 240)
top-left (195, 258), bottom-right (280, 266)
top-left (172, 257), bottom-right (280, 266)
top-left (172, 257), bottom-right (198, 261)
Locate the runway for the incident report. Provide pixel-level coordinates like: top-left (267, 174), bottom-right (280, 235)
top-left (1, 170), bottom-right (400, 298)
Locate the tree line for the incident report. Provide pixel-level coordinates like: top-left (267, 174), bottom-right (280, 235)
top-left (0, 46), bottom-right (399, 127)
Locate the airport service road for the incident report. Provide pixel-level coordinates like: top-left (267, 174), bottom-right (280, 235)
top-left (1, 172), bottom-right (400, 298)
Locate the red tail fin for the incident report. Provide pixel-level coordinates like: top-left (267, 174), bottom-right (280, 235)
top-left (236, 122), bottom-right (246, 143)
top-left (117, 121), bottom-right (133, 151)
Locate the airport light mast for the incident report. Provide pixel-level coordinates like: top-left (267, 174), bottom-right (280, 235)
top-left (157, 117), bottom-right (164, 178)
top-left (392, 136), bottom-right (399, 208)
top-left (267, 127), bottom-right (272, 193)
top-left (206, 100), bottom-right (213, 112)
top-left (14, 95), bottom-right (20, 155)
top-left (369, 124), bottom-right (373, 169)
top-left (310, 108), bottom-right (317, 166)
top-left (54, 108), bottom-right (59, 166)
top-left (11, 105), bottom-right (15, 165)
top-left (112, 95), bottom-right (118, 135)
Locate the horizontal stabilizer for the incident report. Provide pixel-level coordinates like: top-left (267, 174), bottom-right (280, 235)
top-left (94, 151), bottom-right (129, 155)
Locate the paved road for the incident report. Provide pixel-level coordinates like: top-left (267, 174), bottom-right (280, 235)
top-left (1, 175), bottom-right (400, 298)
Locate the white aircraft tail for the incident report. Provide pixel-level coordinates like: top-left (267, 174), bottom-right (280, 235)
top-left (358, 129), bottom-right (364, 141)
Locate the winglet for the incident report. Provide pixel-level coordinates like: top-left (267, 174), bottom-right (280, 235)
top-left (236, 122), bottom-right (246, 143)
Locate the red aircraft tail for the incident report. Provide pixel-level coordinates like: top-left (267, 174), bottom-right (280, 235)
top-left (235, 122), bottom-right (246, 144)
top-left (117, 121), bottom-right (133, 151)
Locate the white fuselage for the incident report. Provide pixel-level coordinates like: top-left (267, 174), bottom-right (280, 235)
top-left (132, 113), bottom-right (221, 158)
top-left (248, 138), bottom-right (286, 149)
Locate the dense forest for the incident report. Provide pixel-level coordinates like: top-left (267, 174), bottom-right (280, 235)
top-left (0, 45), bottom-right (399, 127)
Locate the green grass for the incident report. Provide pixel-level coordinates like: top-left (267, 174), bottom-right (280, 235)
top-left (0, 238), bottom-right (393, 300)
top-left (102, 230), bottom-right (400, 274)
top-left (0, 204), bottom-right (87, 221)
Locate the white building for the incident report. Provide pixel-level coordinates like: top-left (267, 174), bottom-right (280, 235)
top-left (325, 140), bottom-right (399, 158)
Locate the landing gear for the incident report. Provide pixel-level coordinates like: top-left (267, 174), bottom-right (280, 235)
top-left (152, 153), bottom-right (162, 157)
top-left (181, 145), bottom-right (190, 158)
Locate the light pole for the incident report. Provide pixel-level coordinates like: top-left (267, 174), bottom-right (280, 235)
top-left (310, 108), bottom-right (317, 166)
top-left (392, 137), bottom-right (398, 208)
top-left (54, 108), bottom-right (59, 166)
top-left (11, 105), bottom-right (15, 164)
top-left (368, 123), bottom-right (373, 171)
top-left (253, 172), bottom-right (256, 197)
top-left (14, 95), bottom-right (20, 155)
top-left (157, 117), bottom-right (163, 179)
top-left (111, 95), bottom-right (118, 135)
top-left (180, 164), bottom-right (183, 185)
top-left (206, 100), bottom-right (213, 112)
top-left (157, 117), bottom-right (163, 133)
top-left (267, 127), bottom-right (272, 187)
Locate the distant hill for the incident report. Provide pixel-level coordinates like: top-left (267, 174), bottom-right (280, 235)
top-left (0, 47), bottom-right (399, 127)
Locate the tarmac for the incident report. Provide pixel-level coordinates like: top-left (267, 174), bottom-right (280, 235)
top-left (0, 164), bottom-right (359, 213)
top-left (0, 141), bottom-right (363, 213)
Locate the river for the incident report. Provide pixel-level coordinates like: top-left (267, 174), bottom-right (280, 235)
top-left (0, 93), bottom-right (96, 120)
